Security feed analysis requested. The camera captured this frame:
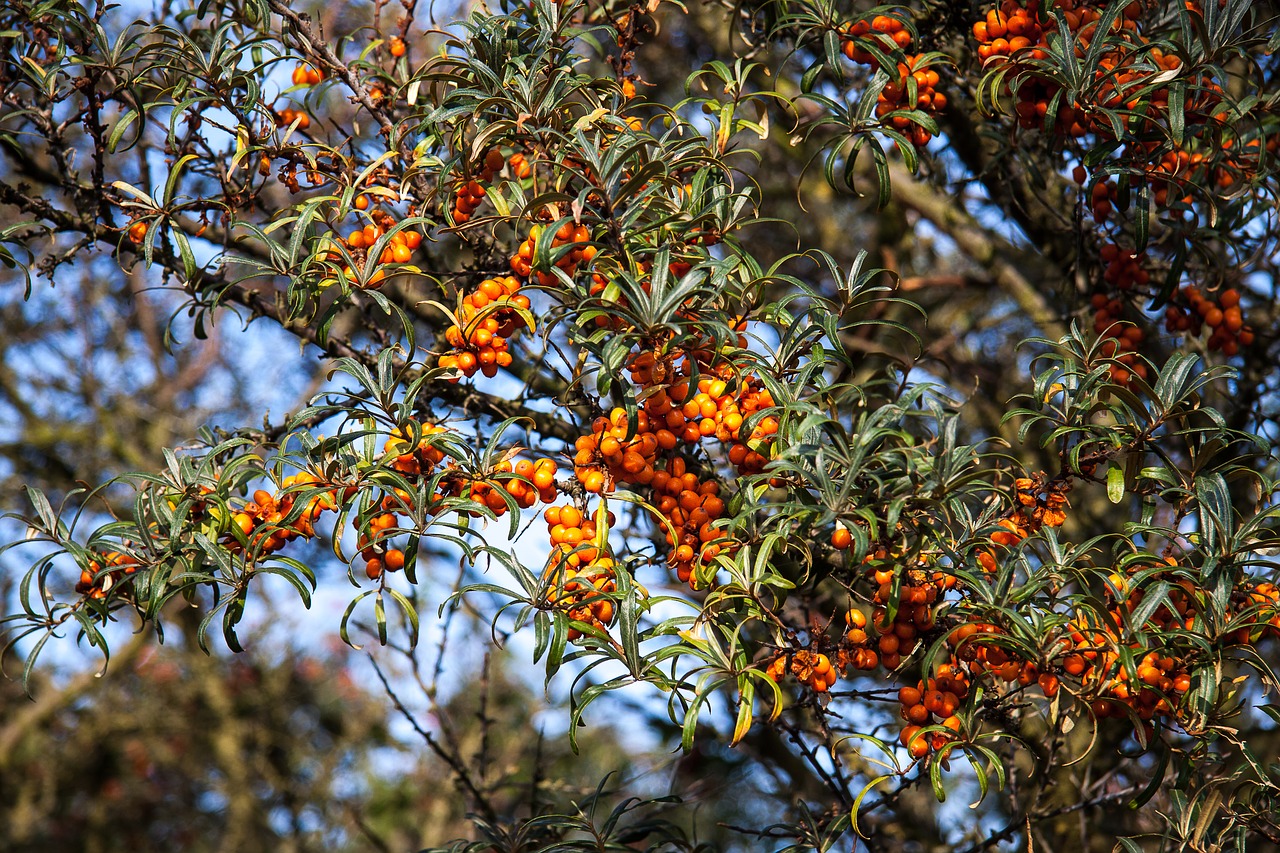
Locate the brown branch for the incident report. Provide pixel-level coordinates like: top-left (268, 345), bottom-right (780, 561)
top-left (885, 163), bottom-right (1067, 338)
top-left (0, 177), bottom-right (582, 446)
top-left (367, 653), bottom-right (500, 824)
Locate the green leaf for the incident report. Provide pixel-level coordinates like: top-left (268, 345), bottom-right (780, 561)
top-left (1107, 466), bottom-right (1125, 504)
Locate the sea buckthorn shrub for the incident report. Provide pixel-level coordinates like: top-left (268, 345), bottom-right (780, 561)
top-left (2, 0), bottom-right (1279, 849)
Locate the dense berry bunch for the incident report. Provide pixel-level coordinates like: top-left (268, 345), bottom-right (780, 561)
top-left (840, 14), bottom-right (912, 64)
top-left (840, 608), bottom-right (880, 672)
top-left (875, 55), bottom-right (945, 147)
top-left (439, 275), bottom-right (529, 379)
top-left (511, 220), bottom-right (594, 285)
top-left (328, 211), bottom-right (423, 290)
top-left (1168, 286), bottom-right (1253, 356)
top-left (542, 552), bottom-right (619, 642)
top-left (766, 648), bottom-right (838, 693)
top-left (839, 13), bottom-right (944, 148)
top-left (572, 408), bottom-right (661, 494)
top-left (451, 148), bottom-right (506, 223)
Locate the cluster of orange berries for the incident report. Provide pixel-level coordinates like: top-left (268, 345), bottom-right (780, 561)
top-left (331, 212), bottom-right (422, 289)
top-left (819, 507), bottom-right (1277, 758)
top-left (839, 608), bottom-right (881, 672)
top-left (510, 220), bottom-right (594, 285)
top-left (896, 669), bottom-right (967, 758)
top-left (725, 380), bottom-right (778, 475)
top-left (1244, 581), bottom-right (1280, 637)
top-left (946, 621), bottom-right (1042, 685)
top-left (975, 478), bottom-right (1068, 572)
top-left (371, 422), bottom-right (560, 576)
top-left (1052, 567), bottom-right (1208, 726)
top-left (874, 56), bottom-right (946, 147)
top-left (274, 107), bottom-right (311, 130)
top-left (542, 504), bottom-right (625, 640)
top-left (543, 548), bottom-right (619, 641)
top-left (1089, 293), bottom-right (1148, 385)
top-left (972, 2), bottom-right (1048, 63)
top-left (290, 62), bottom-right (323, 87)
top-left (225, 478), bottom-right (333, 557)
top-left (1083, 242), bottom-right (1153, 386)
top-left (866, 553), bottom-right (953, 671)
top-left (511, 457), bottom-right (561, 505)
top-left (545, 504), bottom-right (611, 569)
top-left (973, 1), bottom-right (1158, 139)
top-left (451, 149), bottom-right (506, 224)
top-left (1144, 144), bottom-right (1205, 209)
top-left (767, 649), bottom-right (838, 693)
top-left (1212, 134), bottom-right (1280, 190)
top-left (1087, 254), bottom-right (1254, 379)
top-left (906, 561), bottom-right (1280, 750)
top-left (619, 355), bottom-right (777, 585)
top-left (1097, 53), bottom-right (1228, 146)
top-left (839, 14), bottom-right (913, 63)
top-left (976, 0), bottom-right (1243, 159)
top-left (650, 458), bottom-right (727, 584)
top-left (634, 362), bottom-right (770, 578)
top-left (357, 499), bottom-right (407, 580)
top-left (450, 149), bottom-right (539, 224)
top-left (1099, 243), bottom-right (1148, 291)
top-left (450, 179), bottom-right (488, 224)
top-left (1088, 249), bottom-right (1255, 383)
top-left (892, 621), bottom-right (1070, 758)
top-left (973, 1), bottom-right (1076, 134)
top-left (1085, 571), bottom-right (1280, 722)
top-left (358, 455), bottom-right (558, 578)
top-left (385, 422), bottom-right (449, 478)
top-left (766, 572), bottom-right (953, 698)
top-left (627, 358), bottom-right (776, 473)
top-left (508, 151), bottom-right (533, 180)
top-left (1079, 173), bottom-right (1117, 223)
top-left (837, 14), bottom-right (943, 148)
top-left (1166, 286), bottom-right (1253, 356)
top-left (76, 551), bottom-right (140, 599)
top-left (439, 275), bottom-right (528, 379)
top-left (88, 473), bottom-right (341, 587)
top-left (73, 417), bottom-right (560, 594)
top-left (386, 423), bottom-right (559, 504)
top-left (572, 408), bottom-right (661, 494)
top-left (454, 460), bottom-right (545, 516)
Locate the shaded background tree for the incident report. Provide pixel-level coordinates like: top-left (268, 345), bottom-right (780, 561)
top-left (2, 0), bottom-right (1279, 851)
